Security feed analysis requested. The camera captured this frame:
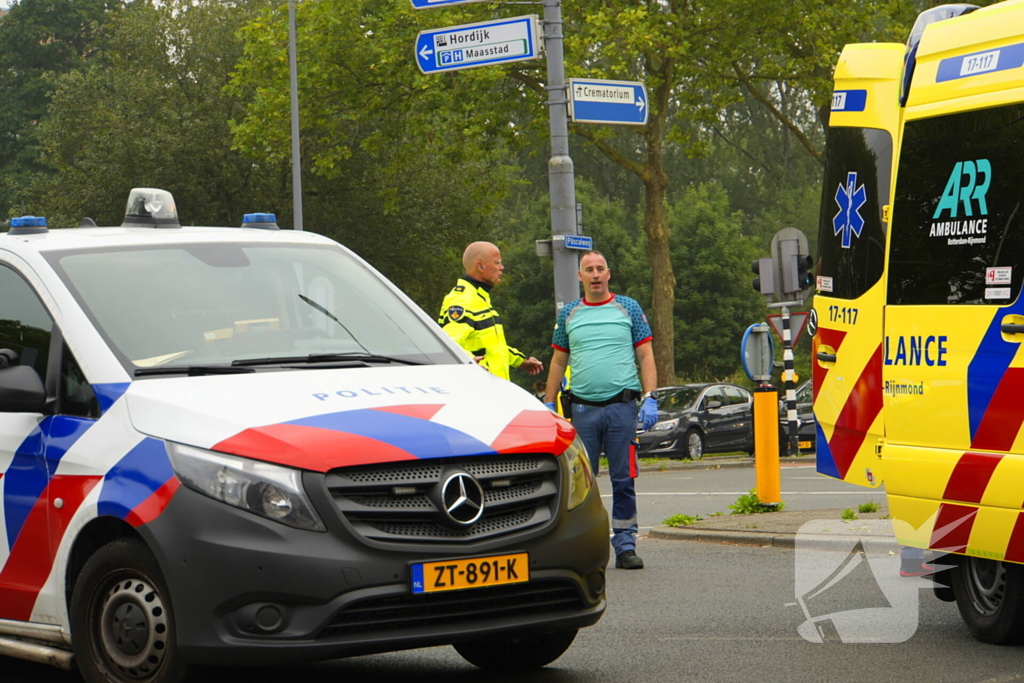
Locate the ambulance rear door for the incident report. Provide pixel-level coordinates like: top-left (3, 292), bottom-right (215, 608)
top-left (812, 43), bottom-right (904, 487)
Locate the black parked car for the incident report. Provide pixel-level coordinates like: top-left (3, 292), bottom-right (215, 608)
top-left (637, 383), bottom-right (754, 460)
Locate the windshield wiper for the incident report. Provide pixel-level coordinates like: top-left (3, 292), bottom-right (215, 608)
top-left (134, 365), bottom-right (256, 377)
top-left (232, 352), bottom-right (423, 368)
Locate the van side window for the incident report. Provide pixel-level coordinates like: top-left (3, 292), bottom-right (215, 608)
top-left (890, 104), bottom-right (1024, 305)
top-left (62, 346), bottom-right (99, 419)
top-left (0, 265), bottom-right (53, 381)
top-left (816, 127), bottom-right (892, 300)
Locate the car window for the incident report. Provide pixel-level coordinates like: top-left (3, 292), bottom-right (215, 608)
top-left (796, 382), bottom-right (813, 404)
top-left (47, 243), bottom-right (458, 371)
top-left (703, 387), bottom-right (726, 408)
top-left (658, 386), bottom-right (701, 410)
top-left (0, 264), bottom-right (53, 382)
top-left (62, 345), bottom-right (99, 419)
top-left (723, 386), bottom-right (748, 406)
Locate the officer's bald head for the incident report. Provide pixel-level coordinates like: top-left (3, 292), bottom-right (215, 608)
top-left (464, 241), bottom-right (504, 286)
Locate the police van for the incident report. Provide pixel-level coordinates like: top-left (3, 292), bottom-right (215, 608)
top-left (0, 189), bottom-right (608, 682)
top-left (815, 1), bottom-right (1024, 643)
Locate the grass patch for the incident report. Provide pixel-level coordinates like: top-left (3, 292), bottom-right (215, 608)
top-left (663, 514), bottom-right (703, 527)
top-left (729, 489), bottom-right (785, 515)
top-left (858, 501), bottom-right (881, 514)
top-left (841, 508), bottom-right (857, 521)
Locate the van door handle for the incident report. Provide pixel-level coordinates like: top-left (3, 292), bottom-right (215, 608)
top-left (817, 351), bottom-right (837, 363)
top-left (1001, 323), bottom-right (1024, 335)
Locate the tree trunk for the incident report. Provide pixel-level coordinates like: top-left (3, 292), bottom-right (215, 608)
top-left (642, 165), bottom-right (675, 386)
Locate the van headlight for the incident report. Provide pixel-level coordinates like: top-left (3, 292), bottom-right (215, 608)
top-left (563, 435), bottom-right (595, 510)
top-left (167, 442), bottom-right (326, 531)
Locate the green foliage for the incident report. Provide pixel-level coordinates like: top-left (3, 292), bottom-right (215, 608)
top-left (729, 488), bottom-right (785, 515)
top-left (663, 514), bottom-right (703, 528)
top-left (841, 508), bottom-right (858, 521)
top-left (708, 511), bottom-right (724, 517)
top-left (858, 501), bottom-right (881, 514)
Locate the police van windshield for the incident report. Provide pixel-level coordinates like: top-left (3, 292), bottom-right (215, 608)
top-left (47, 243), bottom-right (459, 371)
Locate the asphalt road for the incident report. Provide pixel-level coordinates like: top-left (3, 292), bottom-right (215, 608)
top-left (7, 464), bottom-right (1024, 683)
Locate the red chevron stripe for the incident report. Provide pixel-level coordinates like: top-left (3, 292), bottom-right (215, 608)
top-left (125, 477), bottom-right (181, 528)
top-left (490, 410), bottom-right (575, 456)
top-left (929, 503), bottom-right (977, 554)
top-left (214, 424), bottom-right (416, 471)
top-left (943, 452), bottom-right (1004, 504)
top-left (971, 368), bottom-right (1024, 452)
top-left (826, 343), bottom-right (883, 479)
top-left (0, 474), bottom-right (101, 621)
top-left (1004, 512), bottom-right (1024, 563)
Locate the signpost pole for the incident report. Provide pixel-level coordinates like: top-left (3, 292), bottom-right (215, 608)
top-left (542, 0), bottom-right (580, 311)
top-left (780, 305), bottom-right (799, 457)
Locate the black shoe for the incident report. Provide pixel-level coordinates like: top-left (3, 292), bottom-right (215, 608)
top-left (615, 550), bottom-right (644, 569)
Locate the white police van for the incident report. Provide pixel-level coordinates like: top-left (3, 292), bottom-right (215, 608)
top-left (0, 189), bottom-right (608, 682)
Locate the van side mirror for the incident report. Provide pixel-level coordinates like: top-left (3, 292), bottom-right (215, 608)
top-left (0, 364), bottom-right (46, 412)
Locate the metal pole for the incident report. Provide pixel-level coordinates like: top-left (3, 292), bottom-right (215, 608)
top-left (780, 305), bottom-right (798, 456)
top-left (288, 0), bottom-right (304, 231)
top-left (753, 386), bottom-right (781, 506)
top-left (542, 0), bottom-right (579, 311)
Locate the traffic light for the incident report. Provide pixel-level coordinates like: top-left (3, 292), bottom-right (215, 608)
top-left (796, 254), bottom-right (814, 291)
top-left (752, 257), bottom-right (775, 297)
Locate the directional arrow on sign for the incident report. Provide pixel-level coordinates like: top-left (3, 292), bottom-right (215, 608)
top-left (410, 0), bottom-right (491, 8)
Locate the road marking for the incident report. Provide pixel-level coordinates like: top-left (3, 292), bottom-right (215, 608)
top-left (659, 636), bottom-right (808, 641)
top-left (602, 491), bottom-right (883, 498)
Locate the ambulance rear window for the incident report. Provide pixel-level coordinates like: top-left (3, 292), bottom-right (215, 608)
top-left (889, 103), bottom-right (1024, 306)
top-left (816, 127), bottom-right (891, 300)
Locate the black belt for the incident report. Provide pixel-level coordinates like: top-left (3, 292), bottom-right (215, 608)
top-left (568, 389), bottom-right (642, 407)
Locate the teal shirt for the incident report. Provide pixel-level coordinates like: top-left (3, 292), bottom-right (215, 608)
top-left (551, 294), bottom-right (653, 402)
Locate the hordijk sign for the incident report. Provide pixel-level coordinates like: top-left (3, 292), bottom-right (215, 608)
top-left (415, 16), bottom-right (540, 74)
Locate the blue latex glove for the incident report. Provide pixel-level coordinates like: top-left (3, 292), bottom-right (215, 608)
top-left (639, 397), bottom-right (659, 431)
top-left (544, 402), bottom-right (558, 414)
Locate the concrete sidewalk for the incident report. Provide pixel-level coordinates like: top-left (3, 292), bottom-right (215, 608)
top-left (635, 453), bottom-right (816, 473)
top-left (649, 506), bottom-right (896, 549)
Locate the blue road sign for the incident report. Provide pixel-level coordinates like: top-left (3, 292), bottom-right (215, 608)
top-left (415, 16), bottom-right (539, 75)
top-left (411, 0), bottom-right (490, 8)
top-left (568, 79), bottom-right (648, 126)
top-left (563, 235), bottom-right (594, 251)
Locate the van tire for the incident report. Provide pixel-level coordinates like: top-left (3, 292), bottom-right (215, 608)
top-left (951, 556), bottom-right (1024, 644)
top-left (71, 538), bottom-right (187, 683)
top-left (454, 628), bottom-right (577, 671)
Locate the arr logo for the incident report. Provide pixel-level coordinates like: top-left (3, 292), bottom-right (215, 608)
top-left (933, 159), bottom-right (991, 219)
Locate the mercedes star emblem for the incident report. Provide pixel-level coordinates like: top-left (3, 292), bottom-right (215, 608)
top-left (440, 472), bottom-right (485, 526)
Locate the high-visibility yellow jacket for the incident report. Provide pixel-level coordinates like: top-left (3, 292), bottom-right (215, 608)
top-left (438, 277), bottom-right (525, 380)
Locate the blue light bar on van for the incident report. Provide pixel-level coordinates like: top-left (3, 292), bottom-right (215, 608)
top-left (901, 4), bottom-right (979, 106)
top-left (242, 213), bottom-right (280, 230)
top-left (8, 216), bottom-right (48, 236)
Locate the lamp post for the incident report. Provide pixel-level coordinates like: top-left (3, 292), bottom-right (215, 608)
top-left (288, 0), bottom-right (303, 231)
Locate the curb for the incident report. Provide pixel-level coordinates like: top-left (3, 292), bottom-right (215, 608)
top-left (649, 525), bottom-right (899, 551)
top-left (636, 455), bottom-right (816, 473)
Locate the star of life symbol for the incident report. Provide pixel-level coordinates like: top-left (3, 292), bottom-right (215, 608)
top-left (833, 171), bottom-right (867, 249)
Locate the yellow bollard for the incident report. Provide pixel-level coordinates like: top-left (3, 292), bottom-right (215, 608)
top-left (753, 386), bottom-right (781, 505)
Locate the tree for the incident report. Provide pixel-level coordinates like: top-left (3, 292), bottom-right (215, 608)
top-left (0, 0), bottom-right (117, 218)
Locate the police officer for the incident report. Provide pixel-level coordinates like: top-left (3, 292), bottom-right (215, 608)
top-left (438, 242), bottom-right (543, 380)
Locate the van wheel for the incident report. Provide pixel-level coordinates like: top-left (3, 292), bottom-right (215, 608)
top-left (71, 538), bottom-right (187, 683)
top-left (951, 556), bottom-right (1024, 644)
top-left (454, 629), bottom-right (577, 671)
top-left (685, 430), bottom-right (704, 460)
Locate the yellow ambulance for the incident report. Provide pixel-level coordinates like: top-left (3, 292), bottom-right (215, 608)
top-left (815, 1), bottom-right (1024, 643)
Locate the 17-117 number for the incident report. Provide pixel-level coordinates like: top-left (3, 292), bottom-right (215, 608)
top-left (828, 306), bottom-right (858, 325)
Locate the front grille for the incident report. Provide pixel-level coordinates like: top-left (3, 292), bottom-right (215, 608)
top-left (326, 455), bottom-right (560, 543)
top-left (321, 580), bottom-right (583, 637)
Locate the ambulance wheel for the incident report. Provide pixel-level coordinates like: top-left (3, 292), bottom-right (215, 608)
top-left (685, 430), bottom-right (704, 460)
top-left (951, 556), bottom-right (1024, 644)
top-left (71, 538), bottom-right (187, 683)
top-left (454, 628), bottom-right (577, 671)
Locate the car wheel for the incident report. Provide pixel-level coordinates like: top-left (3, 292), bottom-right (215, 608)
top-left (685, 430), bottom-right (704, 460)
top-left (951, 556), bottom-right (1024, 644)
top-left (454, 628), bottom-right (577, 671)
top-left (71, 538), bottom-right (187, 683)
